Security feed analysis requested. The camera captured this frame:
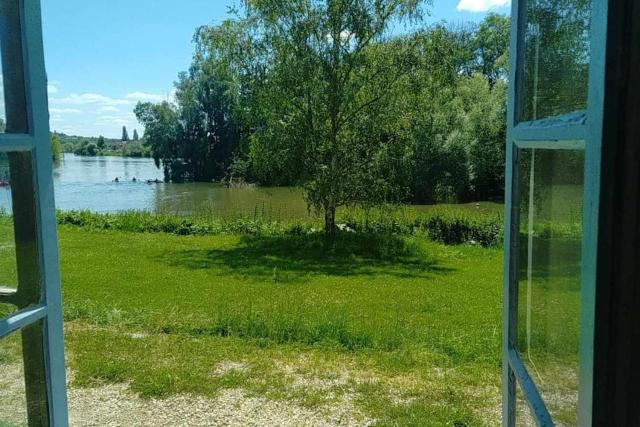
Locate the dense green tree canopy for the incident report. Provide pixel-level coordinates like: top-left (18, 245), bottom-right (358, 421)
top-left (134, 5), bottom-right (510, 231)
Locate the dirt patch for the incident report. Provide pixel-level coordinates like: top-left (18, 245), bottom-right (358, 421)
top-left (0, 363), bottom-right (374, 426)
top-left (212, 360), bottom-right (249, 377)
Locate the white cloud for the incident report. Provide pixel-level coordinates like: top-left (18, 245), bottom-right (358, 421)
top-left (47, 83), bottom-right (59, 94)
top-left (99, 106), bottom-right (120, 113)
top-left (457, 0), bottom-right (510, 12)
top-left (50, 108), bottom-right (82, 114)
top-left (125, 91), bottom-right (165, 102)
top-left (50, 93), bottom-right (131, 106)
top-left (46, 88), bottom-right (167, 137)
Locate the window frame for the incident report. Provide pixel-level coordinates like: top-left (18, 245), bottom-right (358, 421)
top-left (502, 0), bottom-right (606, 425)
top-left (0, 0), bottom-right (68, 425)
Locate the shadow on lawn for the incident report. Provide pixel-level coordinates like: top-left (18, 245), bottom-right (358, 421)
top-left (160, 232), bottom-right (454, 281)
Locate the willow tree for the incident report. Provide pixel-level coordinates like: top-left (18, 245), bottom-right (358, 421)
top-left (223, 0), bottom-right (426, 232)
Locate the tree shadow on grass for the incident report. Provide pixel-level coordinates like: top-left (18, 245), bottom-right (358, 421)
top-left (159, 232), bottom-right (454, 281)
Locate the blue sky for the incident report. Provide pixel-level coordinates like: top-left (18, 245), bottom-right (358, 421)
top-left (39, 0), bottom-right (509, 138)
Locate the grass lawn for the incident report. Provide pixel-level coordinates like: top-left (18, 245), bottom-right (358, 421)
top-left (1, 221), bottom-right (504, 426)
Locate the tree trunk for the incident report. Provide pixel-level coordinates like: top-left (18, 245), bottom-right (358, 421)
top-left (324, 203), bottom-right (336, 235)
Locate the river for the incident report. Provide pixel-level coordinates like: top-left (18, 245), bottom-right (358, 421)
top-left (0, 154), bottom-right (501, 217)
top-left (0, 154), bottom-right (310, 217)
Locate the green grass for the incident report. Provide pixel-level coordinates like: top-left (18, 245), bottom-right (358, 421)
top-left (0, 204), bottom-right (584, 425)
top-left (0, 215), bottom-right (505, 425)
top-left (56, 204), bottom-right (505, 247)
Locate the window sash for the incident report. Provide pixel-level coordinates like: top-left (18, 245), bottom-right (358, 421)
top-left (0, 0), bottom-right (68, 425)
top-left (503, 0), bottom-right (607, 425)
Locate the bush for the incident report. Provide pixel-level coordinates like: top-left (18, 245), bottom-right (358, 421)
top-left (340, 205), bottom-right (503, 247)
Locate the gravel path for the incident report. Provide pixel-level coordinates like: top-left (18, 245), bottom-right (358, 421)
top-left (1, 363), bottom-right (373, 427)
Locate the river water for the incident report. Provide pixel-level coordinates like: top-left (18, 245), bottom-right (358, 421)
top-left (0, 154), bottom-right (501, 217)
top-left (0, 154), bottom-right (310, 217)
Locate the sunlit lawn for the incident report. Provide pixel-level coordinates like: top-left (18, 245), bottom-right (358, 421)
top-left (1, 221), bottom-right (504, 426)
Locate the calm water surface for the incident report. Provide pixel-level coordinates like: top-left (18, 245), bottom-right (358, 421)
top-left (0, 154), bottom-right (310, 217)
top-left (0, 154), bottom-right (502, 217)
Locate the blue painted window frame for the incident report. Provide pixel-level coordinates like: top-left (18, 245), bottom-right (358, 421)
top-left (502, 0), bottom-right (607, 425)
top-left (0, 0), bottom-right (69, 425)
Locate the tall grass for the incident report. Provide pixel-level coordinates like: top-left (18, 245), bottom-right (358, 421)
top-left (55, 205), bottom-right (505, 247)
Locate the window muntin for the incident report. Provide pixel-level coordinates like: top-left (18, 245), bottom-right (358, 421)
top-left (519, 0), bottom-right (591, 122)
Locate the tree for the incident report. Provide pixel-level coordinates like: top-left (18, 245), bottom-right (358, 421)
top-left (50, 133), bottom-right (62, 162)
top-left (470, 13), bottom-right (510, 87)
top-left (215, 0), bottom-right (425, 232)
top-left (85, 142), bottom-right (98, 156)
top-left (134, 101), bottom-right (182, 180)
top-left (121, 125), bottom-right (129, 142)
top-left (0, 118), bottom-right (5, 133)
top-left (97, 135), bottom-right (106, 149)
top-left (134, 36), bottom-right (243, 182)
top-left (460, 75), bottom-right (507, 200)
top-left (133, 129), bottom-right (139, 141)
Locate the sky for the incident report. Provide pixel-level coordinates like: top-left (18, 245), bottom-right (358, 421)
top-left (35, 0), bottom-right (510, 138)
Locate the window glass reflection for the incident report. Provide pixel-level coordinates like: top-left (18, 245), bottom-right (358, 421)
top-left (516, 148), bottom-right (583, 425)
top-left (520, 0), bottom-right (591, 121)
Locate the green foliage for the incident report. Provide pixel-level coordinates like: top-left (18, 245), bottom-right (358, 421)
top-left (233, 0), bottom-right (424, 231)
top-left (133, 8), bottom-right (509, 230)
top-left (340, 205), bottom-right (504, 247)
top-left (134, 35), bottom-right (242, 182)
top-left (133, 129), bottom-right (139, 141)
top-left (54, 132), bottom-right (150, 158)
top-left (120, 141), bottom-right (150, 157)
top-left (55, 205), bottom-right (504, 247)
top-left (121, 125), bottom-right (129, 142)
top-left (50, 133), bottom-right (62, 162)
top-left (468, 13), bottom-right (510, 86)
top-left (74, 140), bottom-right (98, 156)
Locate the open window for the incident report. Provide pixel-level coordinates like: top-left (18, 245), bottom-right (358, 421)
top-left (0, 0), bottom-right (68, 425)
top-left (502, 0), bottom-right (640, 424)
top-left (503, 0), bottom-right (595, 424)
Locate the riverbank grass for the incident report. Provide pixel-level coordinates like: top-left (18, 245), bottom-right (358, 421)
top-left (1, 217), bottom-right (503, 425)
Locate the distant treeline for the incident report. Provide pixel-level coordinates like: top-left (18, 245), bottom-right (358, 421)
top-left (55, 131), bottom-right (151, 158)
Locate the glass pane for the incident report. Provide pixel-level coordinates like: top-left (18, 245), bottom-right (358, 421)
top-left (0, 72), bottom-right (5, 133)
top-left (516, 382), bottom-right (537, 427)
top-left (0, 0), bottom-right (28, 134)
top-left (1, 321), bottom-right (50, 426)
top-left (0, 196), bottom-right (18, 319)
top-left (520, 0), bottom-right (591, 122)
top-left (0, 332), bottom-right (28, 427)
top-left (516, 148), bottom-right (583, 425)
top-left (0, 151), bottom-right (40, 318)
